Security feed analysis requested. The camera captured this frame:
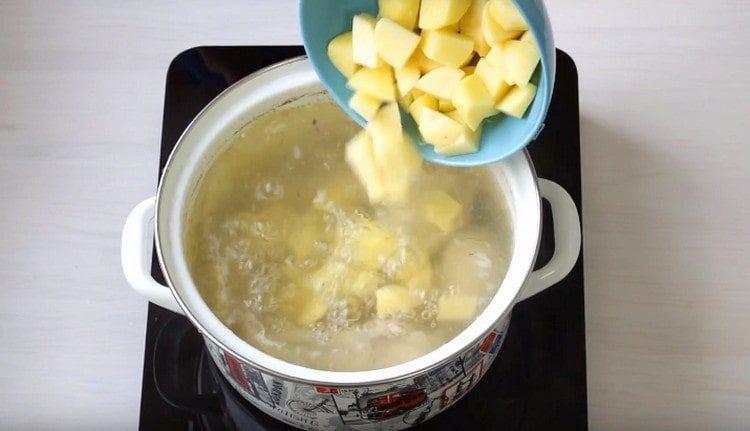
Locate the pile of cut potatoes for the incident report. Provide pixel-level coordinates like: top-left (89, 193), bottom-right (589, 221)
top-left (327, 0), bottom-right (541, 156)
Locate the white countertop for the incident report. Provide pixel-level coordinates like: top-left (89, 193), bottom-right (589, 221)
top-left (1, 1), bottom-right (748, 429)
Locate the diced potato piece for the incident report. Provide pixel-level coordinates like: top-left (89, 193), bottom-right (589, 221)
top-left (376, 285), bottom-right (421, 317)
top-left (484, 45), bottom-right (505, 71)
top-left (475, 58), bottom-right (511, 101)
top-left (409, 94), bottom-right (439, 123)
top-left (496, 83), bottom-right (537, 118)
top-left (412, 49), bottom-right (443, 73)
top-left (437, 294), bottom-right (478, 321)
top-left (368, 104), bottom-right (422, 202)
top-left (415, 66), bottom-right (465, 100)
top-left (351, 222), bottom-right (399, 268)
top-left (398, 91), bottom-right (415, 109)
top-left (379, 0), bottom-right (421, 29)
top-left (374, 18), bottom-right (421, 69)
top-left (285, 213), bottom-right (326, 260)
top-left (308, 259), bottom-right (349, 292)
top-left (520, 30), bottom-right (534, 43)
top-left (345, 131), bottom-right (385, 203)
top-left (461, 65), bottom-right (476, 75)
top-left (395, 59), bottom-right (421, 97)
top-left (438, 110), bottom-right (481, 155)
top-left (418, 108), bottom-right (465, 148)
top-left (327, 32), bottom-right (358, 78)
top-left (482, 3), bottom-right (522, 47)
top-left (297, 295), bottom-right (329, 325)
top-left (348, 272), bottom-right (383, 300)
top-left (420, 30), bottom-right (474, 68)
top-left (452, 74), bottom-right (497, 130)
top-left (459, 0), bottom-right (490, 56)
top-left (347, 67), bottom-right (396, 101)
top-left (500, 39), bottom-right (540, 85)
top-left (411, 88), bottom-right (425, 99)
top-left (349, 91), bottom-right (382, 121)
top-left (418, 0), bottom-right (472, 30)
top-left (488, 0), bottom-right (528, 31)
top-left (423, 190), bottom-right (463, 232)
top-left (352, 14), bottom-right (383, 68)
top-left (439, 99), bottom-right (455, 112)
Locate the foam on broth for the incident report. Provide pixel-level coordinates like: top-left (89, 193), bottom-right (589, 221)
top-left (185, 101), bottom-right (512, 371)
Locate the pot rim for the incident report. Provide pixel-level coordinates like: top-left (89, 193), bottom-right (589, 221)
top-left (154, 56), bottom-right (543, 385)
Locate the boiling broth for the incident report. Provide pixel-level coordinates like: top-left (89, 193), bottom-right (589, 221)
top-left (185, 100), bottom-right (512, 371)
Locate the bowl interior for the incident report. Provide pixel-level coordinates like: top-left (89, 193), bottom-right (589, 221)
top-left (299, 0), bottom-right (556, 166)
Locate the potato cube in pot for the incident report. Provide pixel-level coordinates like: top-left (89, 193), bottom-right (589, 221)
top-left (376, 285), bottom-right (421, 317)
top-left (352, 14), bottom-right (384, 68)
top-left (420, 30), bottom-right (475, 68)
top-left (437, 294), bottom-right (478, 321)
top-left (423, 190), bottom-right (464, 233)
top-left (418, 0), bottom-right (472, 30)
top-left (488, 0), bottom-right (528, 31)
top-left (327, 32), bottom-right (358, 78)
top-left (347, 67), bottom-right (396, 101)
top-left (378, 0), bottom-right (421, 30)
top-left (452, 74), bottom-right (497, 131)
top-left (374, 18), bottom-right (421, 69)
top-left (415, 66), bottom-right (465, 100)
top-left (349, 91), bottom-right (382, 121)
top-left (496, 83), bottom-right (537, 118)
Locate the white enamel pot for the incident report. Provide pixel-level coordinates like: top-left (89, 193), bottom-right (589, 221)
top-left (121, 57), bottom-right (581, 430)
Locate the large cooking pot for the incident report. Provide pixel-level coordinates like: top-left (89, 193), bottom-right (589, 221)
top-left (121, 57), bottom-right (581, 430)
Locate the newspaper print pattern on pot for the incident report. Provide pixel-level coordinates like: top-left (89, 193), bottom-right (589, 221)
top-left (204, 316), bottom-right (510, 430)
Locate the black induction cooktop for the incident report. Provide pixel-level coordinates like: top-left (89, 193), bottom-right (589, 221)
top-left (139, 46), bottom-right (587, 430)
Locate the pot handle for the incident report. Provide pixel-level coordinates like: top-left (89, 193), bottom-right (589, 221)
top-left (518, 179), bottom-right (581, 302)
top-left (121, 197), bottom-right (184, 314)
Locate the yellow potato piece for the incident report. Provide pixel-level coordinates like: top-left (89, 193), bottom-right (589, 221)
top-left (285, 213), bottom-right (326, 260)
top-left (459, 0), bottom-right (490, 56)
top-left (351, 222), bottom-right (399, 269)
top-left (417, 107), bottom-right (465, 148)
top-left (412, 49), bottom-right (444, 74)
top-left (408, 94), bottom-right (440, 124)
top-left (347, 67), bottom-right (396, 101)
top-left (438, 110), bottom-right (481, 155)
top-left (327, 32), bottom-right (359, 78)
top-left (395, 59), bottom-right (421, 97)
top-left (500, 39), bottom-right (540, 86)
top-left (378, 0), bottom-right (421, 30)
top-left (418, 0), bottom-right (472, 30)
top-left (348, 272), bottom-right (383, 300)
top-left (398, 91), bottom-right (415, 109)
top-left (349, 91), bottom-right (383, 121)
top-left (461, 65), bottom-right (476, 75)
top-left (496, 83), bottom-right (537, 118)
top-left (277, 285), bottom-right (330, 326)
top-left (345, 131), bottom-right (385, 203)
top-left (475, 58), bottom-right (511, 101)
top-left (420, 30), bottom-right (475, 68)
top-left (297, 295), bottom-right (330, 325)
top-left (368, 104), bottom-right (422, 203)
top-left (423, 190), bottom-right (463, 233)
top-left (438, 99), bottom-right (455, 112)
top-left (520, 30), bottom-right (534, 43)
top-left (415, 66), bottom-right (465, 100)
top-left (452, 74), bottom-right (497, 130)
top-left (374, 18), bottom-right (421, 69)
top-left (482, 3), bottom-right (523, 47)
top-left (488, 0), bottom-right (528, 31)
top-left (437, 294), bottom-right (478, 321)
top-left (376, 285), bottom-right (421, 317)
top-left (352, 14), bottom-right (384, 68)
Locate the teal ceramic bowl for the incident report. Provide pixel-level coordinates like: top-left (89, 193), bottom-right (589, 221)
top-left (300, 0), bottom-right (555, 166)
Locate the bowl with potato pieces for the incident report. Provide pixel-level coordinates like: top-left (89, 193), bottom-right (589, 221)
top-left (301, 0), bottom-right (556, 166)
top-left (122, 55), bottom-right (580, 429)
